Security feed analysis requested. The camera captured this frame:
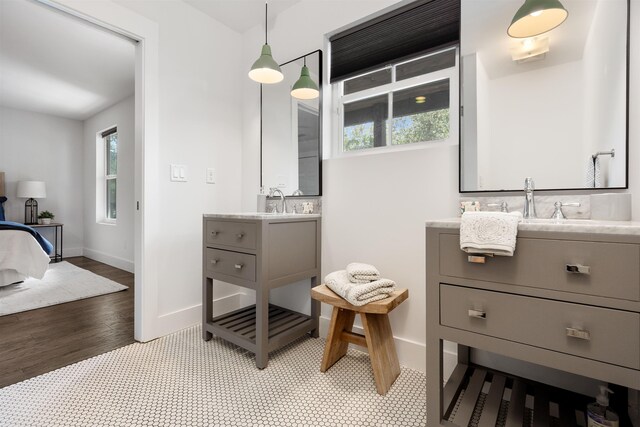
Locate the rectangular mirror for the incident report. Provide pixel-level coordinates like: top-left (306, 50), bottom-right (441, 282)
top-left (460, 0), bottom-right (628, 192)
top-left (261, 50), bottom-right (322, 196)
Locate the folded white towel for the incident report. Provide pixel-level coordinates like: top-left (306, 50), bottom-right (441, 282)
top-left (460, 211), bottom-right (522, 257)
top-left (346, 262), bottom-right (380, 284)
top-left (325, 270), bottom-right (396, 306)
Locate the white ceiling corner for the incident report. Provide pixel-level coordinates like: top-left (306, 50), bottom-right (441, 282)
top-left (183, 0), bottom-right (301, 33)
top-left (0, 0), bottom-right (136, 121)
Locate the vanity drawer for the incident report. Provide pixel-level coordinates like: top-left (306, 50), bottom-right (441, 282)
top-left (440, 284), bottom-right (640, 369)
top-left (205, 248), bottom-right (256, 282)
top-left (440, 234), bottom-right (640, 301)
top-left (205, 220), bottom-right (257, 250)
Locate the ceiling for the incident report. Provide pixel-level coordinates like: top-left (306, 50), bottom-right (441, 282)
top-left (184, 0), bottom-right (301, 33)
top-left (0, 0), bottom-right (135, 121)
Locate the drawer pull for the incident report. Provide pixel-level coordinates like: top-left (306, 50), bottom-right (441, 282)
top-left (468, 255), bottom-right (487, 264)
top-left (566, 327), bottom-right (591, 341)
top-left (468, 309), bottom-right (487, 319)
top-left (211, 259), bottom-right (219, 265)
top-left (211, 231), bottom-right (219, 237)
top-left (566, 264), bottom-right (591, 274)
top-left (234, 263), bottom-right (244, 270)
top-left (236, 233), bottom-right (244, 239)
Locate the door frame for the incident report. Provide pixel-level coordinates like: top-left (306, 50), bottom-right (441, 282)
top-left (40, 0), bottom-right (160, 342)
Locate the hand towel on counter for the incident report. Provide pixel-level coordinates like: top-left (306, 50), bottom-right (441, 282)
top-left (325, 270), bottom-right (396, 306)
top-left (346, 262), bottom-right (380, 284)
top-left (460, 211), bottom-right (522, 257)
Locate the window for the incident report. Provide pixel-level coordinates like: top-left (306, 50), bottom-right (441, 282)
top-left (335, 47), bottom-right (458, 154)
top-left (101, 127), bottom-right (117, 222)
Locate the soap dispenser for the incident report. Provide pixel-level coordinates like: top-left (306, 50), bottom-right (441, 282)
top-left (588, 385), bottom-right (619, 427)
top-left (257, 187), bottom-right (267, 212)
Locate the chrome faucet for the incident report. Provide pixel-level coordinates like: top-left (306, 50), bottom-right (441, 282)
top-left (269, 187), bottom-right (288, 214)
top-left (523, 177), bottom-right (536, 219)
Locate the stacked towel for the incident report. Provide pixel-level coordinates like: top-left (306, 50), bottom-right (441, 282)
top-left (346, 262), bottom-right (380, 284)
top-left (460, 211), bottom-right (522, 257)
top-left (325, 270), bottom-right (396, 307)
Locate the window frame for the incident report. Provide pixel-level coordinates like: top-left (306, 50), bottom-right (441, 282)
top-left (102, 130), bottom-right (118, 224)
top-left (332, 47), bottom-right (459, 158)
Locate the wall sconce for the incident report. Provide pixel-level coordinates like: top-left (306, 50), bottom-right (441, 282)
top-left (510, 36), bottom-right (550, 63)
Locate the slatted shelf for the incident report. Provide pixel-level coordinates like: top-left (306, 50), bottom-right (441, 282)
top-left (444, 365), bottom-right (595, 427)
top-left (206, 304), bottom-right (313, 350)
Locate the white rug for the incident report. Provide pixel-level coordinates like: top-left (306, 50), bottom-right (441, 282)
top-left (0, 326), bottom-right (427, 426)
top-left (0, 261), bottom-right (128, 316)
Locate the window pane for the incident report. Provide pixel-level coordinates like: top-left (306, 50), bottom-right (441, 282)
top-left (391, 79), bottom-right (450, 145)
top-left (396, 49), bottom-right (456, 81)
top-left (343, 94), bottom-right (388, 151)
top-left (343, 68), bottom-right (391, 95)
top-left (107, 178), bottom-right (117, 220)
top-left (106, 133), bottom-right (118, 176)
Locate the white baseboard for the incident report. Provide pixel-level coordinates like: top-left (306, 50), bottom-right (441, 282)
top-left (63, 247), bottom-right (84, 258)
top-left (155, 293), bottom-right (250, 338)
top-left (318, 315), bottom-right (426, 373)
top-left (83, 247), bottom-right (134, 273)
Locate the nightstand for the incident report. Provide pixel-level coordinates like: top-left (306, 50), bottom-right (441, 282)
top-left (30, 223), bottom-right (63, 262)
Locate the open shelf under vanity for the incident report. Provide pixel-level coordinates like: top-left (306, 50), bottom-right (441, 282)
top-left (205, 304), bottom-right (313, 352)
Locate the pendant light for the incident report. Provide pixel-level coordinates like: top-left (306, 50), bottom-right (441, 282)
top-left (249, 2), bottom-right (283, 84)
top-left (291, 57), bottom-right (319, 100)
top-left (507, 0), bottom-right (568, 38)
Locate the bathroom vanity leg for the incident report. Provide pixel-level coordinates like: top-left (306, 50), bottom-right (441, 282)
top-left (310, 276), bottom-right (320, 338)
top-left (426, 338), bottom-right (444, 427)
top-left (255, 287), bottom-right (269, 369)
top-left (202, 277), bottom-right (213, 341)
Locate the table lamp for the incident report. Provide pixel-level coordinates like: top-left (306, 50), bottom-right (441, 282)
top-left (17, 181), bottom-right (46, 225)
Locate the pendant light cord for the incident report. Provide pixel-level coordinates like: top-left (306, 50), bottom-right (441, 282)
top-left (264, 2), bottom-right (268, 44)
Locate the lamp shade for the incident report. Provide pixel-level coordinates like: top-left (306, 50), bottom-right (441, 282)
top-left (291, 65), bottom-right (319, 100)
top-left (17, 181), bottom-right (46, 199)
top-left (248, 44), bottom-right (284, 84)
top-left (507, 0), bottom-right (568, 38)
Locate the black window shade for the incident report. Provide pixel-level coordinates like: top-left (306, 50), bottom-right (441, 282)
top-left (101, 127), bottom-right (117, 138)
top-left (330, 0), bottom-right (460, 83)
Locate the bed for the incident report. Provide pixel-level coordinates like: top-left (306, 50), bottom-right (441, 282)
top-left (0, 172), bottom-right (52, 287)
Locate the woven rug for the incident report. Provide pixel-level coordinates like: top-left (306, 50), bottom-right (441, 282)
top-left (0, 326), bottom-right (427, 426)
top-left (0, 261), bottom-right (127, 316)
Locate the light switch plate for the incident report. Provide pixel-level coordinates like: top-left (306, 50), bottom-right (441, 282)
top-left (170, 164), bottom-right (187, 182)
top-left (206, 168), bottom-right (216, 184)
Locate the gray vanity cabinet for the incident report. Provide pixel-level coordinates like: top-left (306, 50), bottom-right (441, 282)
top-left (426, 225), bottom-right (640, 426)
top-left (202, 214), bottom-right (321, 369)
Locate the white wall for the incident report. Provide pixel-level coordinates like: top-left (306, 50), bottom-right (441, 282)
top-left (486, 60), bottom-right (585, 190)
top-left (111, 0), bottom-right (245, 332)
top-left (241, 0), bottom-right (462, 372)
top-left (583, 0), bottom-right (628, 187)
top-left (0, 106), bottom-right (84, 255)
top-left (83, 95), bottom-right (135, 272)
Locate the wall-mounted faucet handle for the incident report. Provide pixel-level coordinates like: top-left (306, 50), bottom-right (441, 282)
top-left (487, 201), bottom-right (509, 213)
top-left (550, 201), bottom-right (581, 220)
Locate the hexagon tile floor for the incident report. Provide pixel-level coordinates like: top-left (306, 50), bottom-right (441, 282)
top-left (0, 325), bottom-right (426, 426)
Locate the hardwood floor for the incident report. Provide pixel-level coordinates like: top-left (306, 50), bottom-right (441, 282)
top-left (0, 257), bottom-right (135, 388)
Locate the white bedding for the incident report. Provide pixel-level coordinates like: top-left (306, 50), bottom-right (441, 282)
top-left (0, 230), bottom-right (50, 286)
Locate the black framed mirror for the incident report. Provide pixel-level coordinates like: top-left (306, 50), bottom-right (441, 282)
top-left (459, 0), bottom-right (629, 193)
top-left (260, 49), bottom-right (323, 197)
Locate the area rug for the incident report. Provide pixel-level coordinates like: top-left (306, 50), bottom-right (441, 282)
top-left (0, 326), bottom-right (426, 426)
top-left (0, 261), bottom-right (127, 316)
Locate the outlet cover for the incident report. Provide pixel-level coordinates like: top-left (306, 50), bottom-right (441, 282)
top-left (206, 168), bottom-right (216, 184)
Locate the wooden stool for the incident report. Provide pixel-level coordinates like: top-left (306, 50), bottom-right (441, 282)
top-left (311, 284), bottom-right (409, 395)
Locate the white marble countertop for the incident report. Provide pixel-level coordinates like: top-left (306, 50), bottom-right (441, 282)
top-left (204, 212), bottom-right (321, 220)
top-left (425, 217), bottom-right (640, 235)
